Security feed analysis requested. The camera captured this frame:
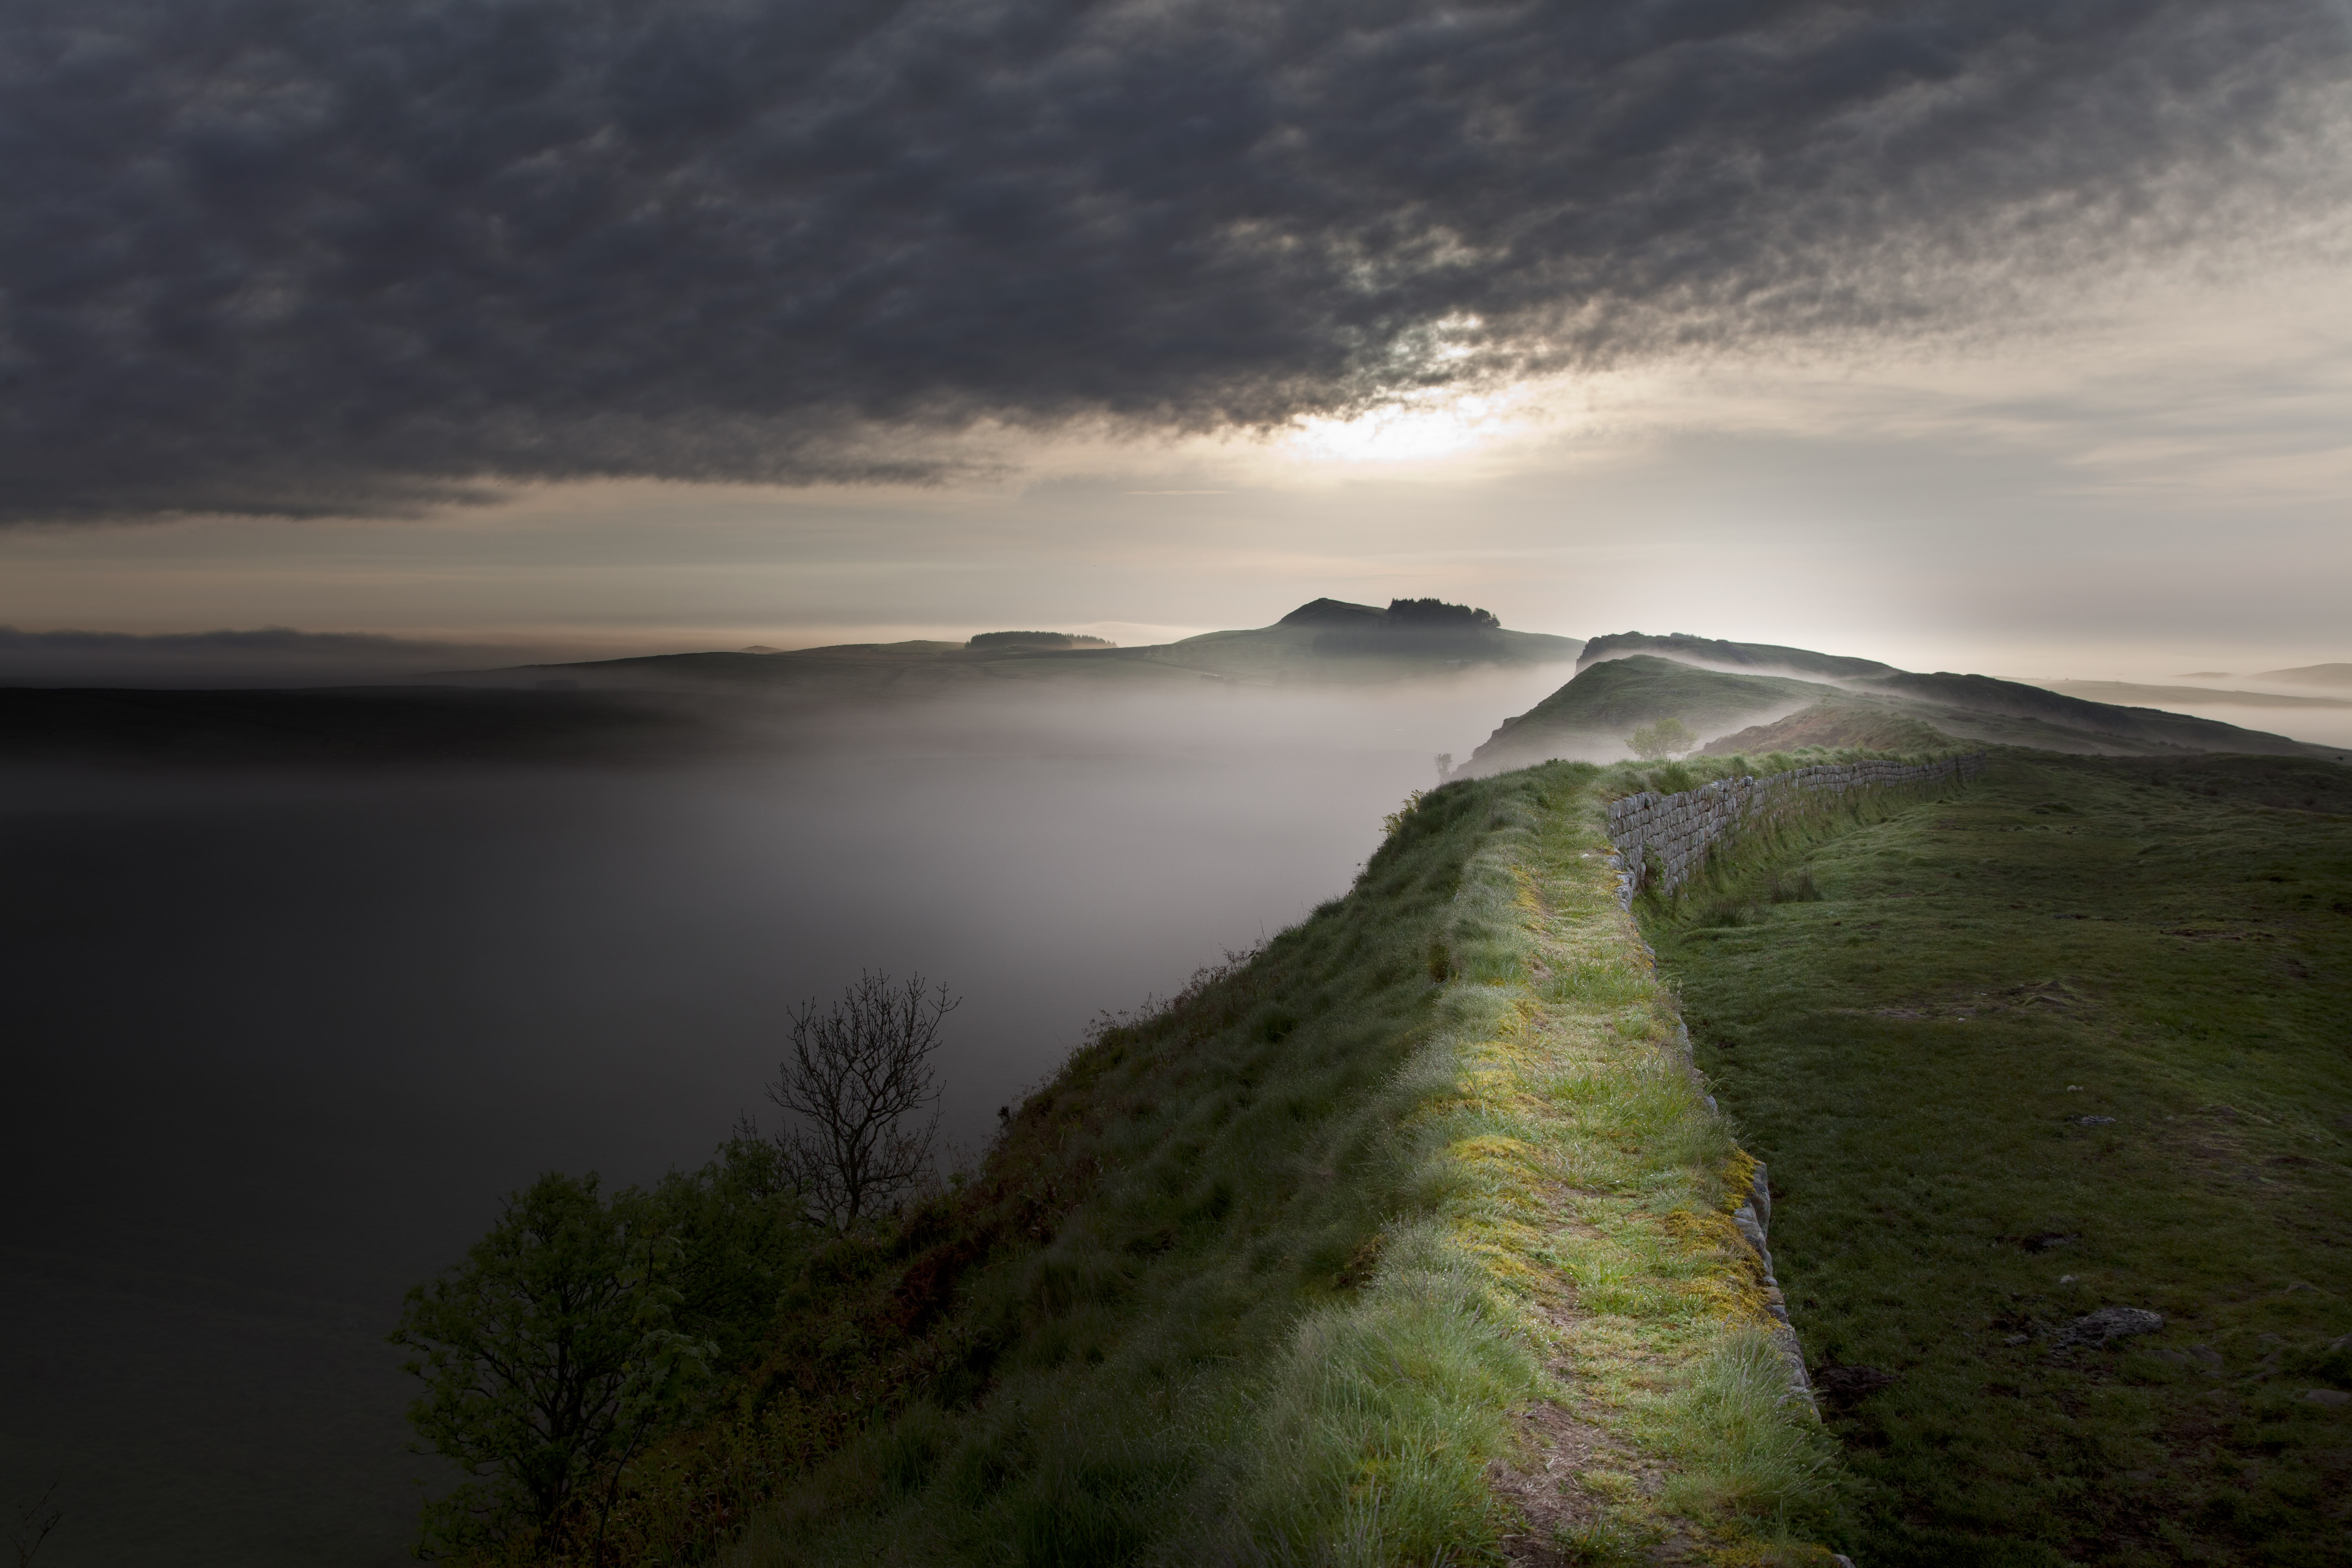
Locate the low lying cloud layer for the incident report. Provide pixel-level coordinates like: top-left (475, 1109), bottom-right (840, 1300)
top-left (5, 0), bottom-right (2344, 521)
top-left (0, 624), bottom-right (546, 686)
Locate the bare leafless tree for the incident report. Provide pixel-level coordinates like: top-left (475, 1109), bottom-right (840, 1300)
top-left (766, 972), bottom-right (957, 1231)
top-left (12, 1479), bottom-right (61, 1568)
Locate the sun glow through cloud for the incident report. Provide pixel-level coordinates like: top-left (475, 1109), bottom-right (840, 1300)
top-left (1282, 386), bottom-right (1536, 465)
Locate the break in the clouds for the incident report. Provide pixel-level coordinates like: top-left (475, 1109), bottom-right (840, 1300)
top-left (4, 0), bottom-right (2346, 522)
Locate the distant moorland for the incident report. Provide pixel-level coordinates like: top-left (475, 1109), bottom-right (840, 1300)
top-left (473, 596), bottom-right (1586, 694)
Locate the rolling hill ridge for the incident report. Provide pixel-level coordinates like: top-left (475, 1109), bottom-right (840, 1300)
top-left (483, 599), bottom-right (1584, 692)
top-left (1470, 636), bottom-right (2344, 770)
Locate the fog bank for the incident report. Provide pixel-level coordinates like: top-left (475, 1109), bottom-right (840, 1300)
top-left (0, 668), bottom-right (1560, 1565)
top-left (0, 624), bottom-right (598, 689)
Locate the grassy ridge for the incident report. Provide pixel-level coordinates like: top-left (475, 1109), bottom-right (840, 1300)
top-left (559, 764), bottom-right (1851, 1565)
top-left (1473, 648), bottom-right (2334, 776)
top-left (1644, 751), bottom-right (2352, 1565)
top-left (1473, 659), bottom-right (1822, 770)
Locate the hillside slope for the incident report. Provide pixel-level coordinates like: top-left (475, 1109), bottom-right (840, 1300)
top-left (544, 764), bottom-right (1856, 1568)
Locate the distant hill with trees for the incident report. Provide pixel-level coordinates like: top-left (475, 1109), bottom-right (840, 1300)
top-left (475, 598), bottom-right (1584, 692)
top-left (964, 631), bottom-right (1116, 650)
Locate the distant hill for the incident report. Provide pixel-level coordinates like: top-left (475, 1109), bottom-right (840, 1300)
top-left (1856, 670), bottom-right (2321, 751)
top-left (965, 631), bottom-right (1116, 650)
top-left (1469, 634), bottom-right (2342, 771)
top-left (0, 599), bottom-right (1583, 764)
top-left (1140, 598), bottom-right (1578, 682)
top-left (2024, 679), bottom-right (2352, 711)
top-left (470, 600), bottom-right (1583, 691)
top-left (1575, 631), bottom-right (1897, 680)
top-left (2258, 662), bottom-right (2352, 689)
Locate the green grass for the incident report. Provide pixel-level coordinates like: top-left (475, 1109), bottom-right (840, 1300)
top-left (1645, 750), bottom-right (2352, 1566)
top-left (543, 763), bottom-right (1849, 1567)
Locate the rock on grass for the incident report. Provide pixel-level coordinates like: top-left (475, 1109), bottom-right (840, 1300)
top-left (2050, 1307), bottom-right (2164, 1352)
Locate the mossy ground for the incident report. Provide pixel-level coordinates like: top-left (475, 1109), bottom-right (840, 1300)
top-left (1646, 750), bottom-right (2352, 1566)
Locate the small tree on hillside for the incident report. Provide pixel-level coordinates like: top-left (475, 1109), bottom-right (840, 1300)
top-left (1625, 717), bottom-right (1696, 760)
top-left (392, 1173), bottom-right (711, 1554)
top-left (767, 972), bottom-right (957, 1231)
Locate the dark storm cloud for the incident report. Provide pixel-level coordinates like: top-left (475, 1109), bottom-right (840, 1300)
top-left (2, 0), bottom-right (2343, 520)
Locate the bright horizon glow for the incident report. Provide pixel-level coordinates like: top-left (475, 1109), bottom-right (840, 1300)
top-left (1, 268), bottom-right (2348, 692)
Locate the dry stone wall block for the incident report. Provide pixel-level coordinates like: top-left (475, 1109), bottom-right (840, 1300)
top-left (1609, 753), bottom-right (1984, 902)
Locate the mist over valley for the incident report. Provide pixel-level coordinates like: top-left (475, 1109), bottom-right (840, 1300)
top-left (1, 655), bottom-right (1572, 1565)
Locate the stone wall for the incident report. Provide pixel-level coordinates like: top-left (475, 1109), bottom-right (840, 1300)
top-left (1604, 753), bottom-right (1985, 904)
top-left (1610, 754), bottom-right (1979, 1444)
top-left (1653, 1005), bottom-right (1818, 1415)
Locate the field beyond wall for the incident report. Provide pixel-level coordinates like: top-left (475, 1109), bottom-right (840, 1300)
top-left (1646, 750), bottom-right (2352, 1567)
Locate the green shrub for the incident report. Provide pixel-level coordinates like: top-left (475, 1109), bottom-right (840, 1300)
top-left (390, 1173), bottom-right (715, 1553)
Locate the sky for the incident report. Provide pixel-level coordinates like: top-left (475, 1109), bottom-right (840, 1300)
top-left (3, 0), bottom-right (2349, 681)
